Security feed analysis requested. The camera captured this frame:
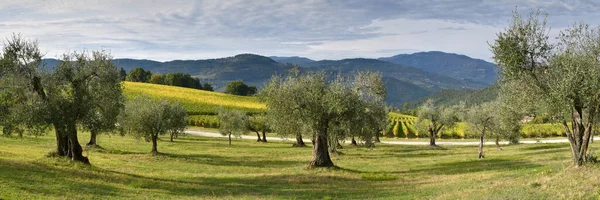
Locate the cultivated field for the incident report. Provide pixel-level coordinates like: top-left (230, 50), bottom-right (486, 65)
top-left (123, 81), bottom-right (265, 115)
top-left (1, 132), bottom-right (599, 199)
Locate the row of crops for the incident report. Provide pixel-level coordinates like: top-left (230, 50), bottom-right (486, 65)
top-left (123, 81), bottom-right (265, 115)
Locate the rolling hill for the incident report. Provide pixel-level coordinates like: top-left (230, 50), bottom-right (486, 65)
top-left (406, 83), bottom-right (500, 108)
top-left (44, 52), bottom-right (494, 106)
top-left (379, 51), bottom-right (498, 85)
top-left (269, 56), bottom-right (315, 65)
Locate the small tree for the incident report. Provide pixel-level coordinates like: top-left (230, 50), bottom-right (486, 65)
top-left (126, 67), bottom-right (152, 82)
top-left (119, 67), bottom-right (127, 81)
top-left (249, 114), bottom-right (270, 142)
top-left (218, 109), bottom-right (249, 145)
top-left (416, 99), bottom-right (459, 146)
top-left (224, 80), bottom-right (257, 96)
top-left (119, 96), bottom-right (187, 155)
top-left (149, 74), bottom-right (165, 84)
top-left (203, 83), bottom-right (214, 91)
top-left (466, 102), bottom-right (498, 158)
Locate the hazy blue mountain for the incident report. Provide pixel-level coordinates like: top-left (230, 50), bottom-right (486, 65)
top-left (42, 53), bottom-right (490, 106)
top-left (301, 58), bottom-right (485, 91)
top-left (269, 56), bottom-right (315, 65)
top-left (379, 51), bottom-right (498, 85)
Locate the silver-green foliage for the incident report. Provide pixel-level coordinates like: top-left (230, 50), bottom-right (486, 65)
top-left (120, 96), bottom-right (187, 153)
top-left (416, 99), bottom-right (459, 145)
top-left (261, 71), bottom-right (386, 167)
top-left (491, 9), bottom-right (600, 166)
top-left (218, 109), bottom-right (249, 145)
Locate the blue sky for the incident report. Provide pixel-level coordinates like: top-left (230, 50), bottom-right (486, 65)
top-left (1, 0), bottom-right (600, 62)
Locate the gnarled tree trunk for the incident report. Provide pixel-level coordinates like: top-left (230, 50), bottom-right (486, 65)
top-left (54, 123), bottom-right (69, 156)
top-left (374, 131), bottom-right (381, 143)
top-left (87, 129), bottom-right (98, 146)
top-left (310, 131), bottom-right (334, 167)
top-left (562, 106), bottom-right (594, 167)
top-left (67, 122), bottom-right (89, 164)
top-left (262, 131), bottom-right (267, 142)
top-left (351, 136), bottom-right (357, 145)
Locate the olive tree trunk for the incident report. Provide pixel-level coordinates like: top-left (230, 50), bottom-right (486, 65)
top-left (562, 107), bottom-right (594, 167)
top-left (228, 133), bottom-right (232, 145)
top-left (261, 131), bottom-right (267, 142)
top-left (87, 129), bottom-right (98, 146)
top-left (428, 127), bottom-right (436, 146)
top-left (151, 134), bottom-right (159, 155)
top-left (374, 132), bottom-right (381, 143)
top-left (351, 136), bottom-right (357, 146)
top-left (478, 126), bottom-right (486, 159)
top-left (495, 136), bottom-right (502, 150)
top-left (255, 131), bottom-right (262, 142)
top-left (309, 131), bottom-right (334, 167)
top-left (54, 123), bottom-right (69, 156)
top-left (294, 134), bottom-right (306, 147)
top-left (67, 122), bottom-right (89, 164)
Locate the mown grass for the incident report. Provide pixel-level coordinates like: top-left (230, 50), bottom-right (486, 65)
top-left (1, 132), bottom-right (600, 199)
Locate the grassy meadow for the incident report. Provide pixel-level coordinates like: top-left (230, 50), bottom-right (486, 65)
top-left (1, 132), bottom-right (600, 199)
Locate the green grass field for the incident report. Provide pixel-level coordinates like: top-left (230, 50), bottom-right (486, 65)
top-left (1, 132), bottom-right (600, 199)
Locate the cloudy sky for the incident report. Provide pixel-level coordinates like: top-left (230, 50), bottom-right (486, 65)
top-left (1, 0), bottom-right (600, 62)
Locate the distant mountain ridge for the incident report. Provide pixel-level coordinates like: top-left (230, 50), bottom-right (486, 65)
top-left (269, 56), bottom-right (315, 65)
top-left (42, 51), bottom-right (495, 106)
top-left (379, 51), bottom-right (497, 85)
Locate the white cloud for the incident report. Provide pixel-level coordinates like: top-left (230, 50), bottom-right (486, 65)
top-left (0, 0), bottom-right (599, 61)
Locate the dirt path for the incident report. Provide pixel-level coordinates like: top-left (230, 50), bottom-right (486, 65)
top-left (185, 130), bottom-right (592, 146)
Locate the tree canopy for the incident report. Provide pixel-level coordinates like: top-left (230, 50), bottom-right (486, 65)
top-left (491, 9), bottom-right (600, 166)
top-left (224, 80), bottom-right (257, 96)
top-left (262, 71), bottom-right (386, 167)
top-left (0, 34), bottom-right (123, 164)
top-left (119, 96), bottom-right (187, 154)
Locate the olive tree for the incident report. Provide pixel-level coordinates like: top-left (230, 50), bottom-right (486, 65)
top-left (348, 71), bottom-right (387, 148)
top-left (465, 102), bottom-right (498, 158)
top-left (262, 71), bottom-right (385, 167)
top-left (119, 96), bottom-right (187, 155)
top-left (218, 109), bottom-right (249, 145)
top-left (491, 9), bottom-right (600, 166)
top-left (249, 114), bottom-right (270, 142)
top-left (416, 99), bottom-right (459, 146)
top-left (0, 35), bottom-right (123, 164)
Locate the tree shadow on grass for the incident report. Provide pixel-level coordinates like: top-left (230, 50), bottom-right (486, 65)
top-left (0, 158), bottom-right (123, 199)
top-left (100, 168), bottom-right (405, 199)
top-left (1, 157), bottom-right (403, 199)
top-left (523, 143), bottom-right (569, 151)
top-left (157, 152), bottom-right (304, 168)
top-left (405, 158), bottom-right (542, 175)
